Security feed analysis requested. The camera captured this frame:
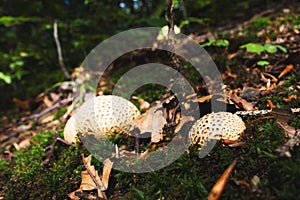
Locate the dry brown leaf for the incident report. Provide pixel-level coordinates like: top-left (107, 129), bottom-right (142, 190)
top-left (14, 123), bottom-right (32, 133)
top-left (228, 141), bottom-right (247, 147)
top-left (12, 97), bottom-right (31, 110)
top-left (68, 188), bottom-right (99, 200)
top-left (102, 159), bottom-right (113, 190)
top-left (250, 175), bottom-right (260, 191)
top-left (239, 87), bottom-right (261, 102)
top-left (232, 178), bottom-right (250, 188)
top-left (39, 113), bottom-right (55, 124)
top-left (138, 150), bottom-right (150, 160)
top-left (271, 108), bottom-right (296, 137)
top-left (78, 154), bottom-right (107, 199)
top-left (277, 120), bottom-right (296, 138)
top-left (266, 100), bottom-right (275, 109)
top-left (132, 96), bottom-right (150, 110)
top-left (227, 52), bottom-right (237, 60)
top-left (230, 93), bottom-right (256, 111)
top-left (174, 115), bottom-right (195, 133)
top-left (276, 130), bottom-right (300, 157)
top-left (193, 95), bottom-right (212, 103)
top-left (68, 189), bottom-right (82, 200)
top-left (130, 105), bottom-right (166, 143)
top-left (43, 95), bottom-right (54, 108)
top-left (283, 94), bottom-right (297, 103)
top-left (13, 138), bottom-right (31, 151)
top-left (261, 72), bottom-right (278, 83)
top-left (49, 92), bottom-right (60, 103)
top-left (207, 159), bottom-right (237, 200)
top-left (278, 64), bottom-right (294, 79)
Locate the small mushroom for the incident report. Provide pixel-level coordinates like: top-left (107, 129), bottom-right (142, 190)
top-left (189, 112), bottom-right (246, 149)
top-left (64, 95), bottom-right (140, 144)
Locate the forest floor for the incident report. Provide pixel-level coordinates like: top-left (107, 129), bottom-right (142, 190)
top-left (1, 4), bottom-right (300, 200)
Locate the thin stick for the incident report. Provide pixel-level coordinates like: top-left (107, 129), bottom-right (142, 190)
top-left (29, 98), bottom-right (73, 119)
top-left (53, 19), bottom-right (71, 79)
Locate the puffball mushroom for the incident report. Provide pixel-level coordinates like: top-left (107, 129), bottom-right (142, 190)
top-left (189, 112), bottom-right (246, 149)
top-left (64, 95), bottom-right (140, 144)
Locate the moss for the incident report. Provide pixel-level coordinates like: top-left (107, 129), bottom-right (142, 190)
top-left (1, 132), bottom-right (84, 200)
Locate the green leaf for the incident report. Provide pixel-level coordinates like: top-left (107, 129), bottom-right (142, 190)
top-left (0, 72), bottom-right (12, 84)
top-left (257, 60), bottom-right (269, 66)
top-left (264, 44), bottom-right (277, 53)
top-left (0, 16), bottom-right (40, 27)
top-left (201, 39), bottom-right (213, 47)
top-left (240, 43), bottom-right (264, 53)
top-left (214, 39), bottom-right (229, 47)
top-left (275, 45), bottom-right (287, 53)
top-left (201, 39), bottom-right (229, 47)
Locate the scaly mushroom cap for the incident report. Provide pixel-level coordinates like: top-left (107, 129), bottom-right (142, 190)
top-left (189, 112), bottom-right (246, 148)
top-left (64, 95), bottom-right (140, 144)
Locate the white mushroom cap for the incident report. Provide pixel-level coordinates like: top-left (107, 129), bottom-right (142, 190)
top-left (189, 112), bottom-right (246, 148)
top-left (64, 95), bottom-right (140, 144)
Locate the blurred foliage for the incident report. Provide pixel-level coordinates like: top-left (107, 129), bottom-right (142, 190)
top-left (0, 0), bottom-right (276, 110)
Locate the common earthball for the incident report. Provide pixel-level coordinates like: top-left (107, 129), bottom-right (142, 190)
top-left (63, 95), bottom-right (140, 144)
top-left (189, 112), bottom-right (246, 149)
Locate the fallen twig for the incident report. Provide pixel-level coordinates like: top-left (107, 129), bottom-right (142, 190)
top-left (53, 19), bottom-right (70, 79)
top-left (29, 98), bottom-right (73, 119)
top-left (43, 133), bottom-right (73, 165)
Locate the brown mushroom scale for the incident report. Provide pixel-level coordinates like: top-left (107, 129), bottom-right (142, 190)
top-left (189, 112), bottom-right (246, 149)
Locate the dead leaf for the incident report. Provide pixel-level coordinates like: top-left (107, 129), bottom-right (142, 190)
top-left (193, 95), bottom-right (212, 103)
top-left (230, 93), bottom-right (256, 111)
top-left (271, 108), bottom-right (296, 137)
top-left (68, 189), bottom-right (82, 200)
top-left (13, 138), bottom-right (31, 151)
top-left (68, 188), bottom-right (99, 200)
top-left (49, 92), bottom-right (60, 103)
top-left (174, 115), bottom-right (195, 133)
top-left (283, 94), bottom-right (297, 103)
top-left (227, 52), bottom-right (237, 60)
top-left (14, 123), bottom-right (32, 133)
top-left (278, 64), bottom-right (294, 79)
top-left (261, 72), bottom-right (278, 83)
top-left (43, 95), bottom-right (54, 108)
top-left (277, 120), bottom-right (296, 138)
top-left (102, 159), bottom-right (113, 190)
top-left (265, 36), bottom-right (271, 43)
top-left (276, 130), bottom-right (300, 157)
top-left (138, 150), bottom-right (150, 160)
top-left (12, 97), bottom-right (31, 110)
top-left (207, 159), bottom-right (237, 200)
top-left (228, 141), bottom-right (247, 147)
top-left (239, 87), bottom-right (261, 102)
top-left (291, 108), bottom-right (300, 114)
top-left (1, 150), bottom-right (12, 161)
top-left (266, 100), bottom-right (275, 109)
top-left (39, 113), bottom-right (54, 124)
top-left (79, 154), bottom-right (107, 199)
top-left (232, 178), bottom-right (250, 188)
top-left (250, 175), bottom-right (260, 191)
top-left (132, 96), bottom-right (150, 110)
top-left (129, 105), bottom-right (167, 143)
